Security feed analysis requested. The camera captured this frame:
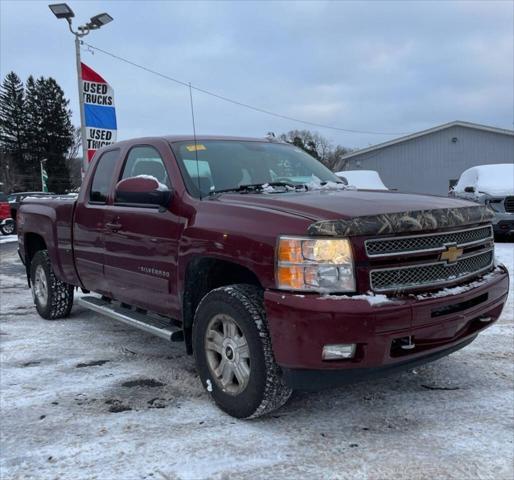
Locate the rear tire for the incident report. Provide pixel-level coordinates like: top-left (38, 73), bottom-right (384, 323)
top-left (193, 284), bottom-right (292, 419)
top-left (30, 250), bottom-right (74, 320)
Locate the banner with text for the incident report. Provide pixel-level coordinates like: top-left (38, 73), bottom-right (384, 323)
top-left (81, 63), bottom-right (117, 162)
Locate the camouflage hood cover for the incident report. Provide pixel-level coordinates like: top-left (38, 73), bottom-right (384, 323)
top-left (308, 205), bottom-right (494, 237)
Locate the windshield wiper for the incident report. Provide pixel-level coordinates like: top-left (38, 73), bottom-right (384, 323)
top-left (208, 180), bottom-right (348, 196)
top-left (209, 182), bottom-right (303, 195)
top-left (208, 184), bottom-right (262, 195)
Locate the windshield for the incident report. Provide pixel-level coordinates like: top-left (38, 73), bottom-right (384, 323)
top-left (172, 140), bottom-right (341, 197)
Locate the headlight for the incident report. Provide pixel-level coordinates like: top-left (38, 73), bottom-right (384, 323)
top-left (276, 236), bottom-right (355, 292)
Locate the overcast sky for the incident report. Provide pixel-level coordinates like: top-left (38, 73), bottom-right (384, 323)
top-left (1, 0), bottom-right (513, 149)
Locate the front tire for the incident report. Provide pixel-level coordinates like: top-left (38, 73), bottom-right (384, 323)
top-left (30, 250), bottom-right (74, 320)
top-left (0, 220), bottom-right (15, 235)
top-left (193, 284), bottom-right (292, 419)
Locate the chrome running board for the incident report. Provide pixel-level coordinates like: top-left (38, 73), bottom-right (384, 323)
top-left (78, 296), bottom-right (183, 341)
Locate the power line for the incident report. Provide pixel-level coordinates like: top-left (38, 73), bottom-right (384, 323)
top-left (83, 42), bottom-right (409, 136)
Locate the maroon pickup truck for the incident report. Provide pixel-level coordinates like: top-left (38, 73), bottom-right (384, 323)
top-left (18, 135), bottom-right (509, 418)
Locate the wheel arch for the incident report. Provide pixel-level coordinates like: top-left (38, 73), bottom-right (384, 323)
top-left (23, 232), bottom-right (47, 286)
top-left (181, 256), bottom-right (263, 353)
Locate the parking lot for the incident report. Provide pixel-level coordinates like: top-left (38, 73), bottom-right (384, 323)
top-left (1, 238), bottom-right (513, 480)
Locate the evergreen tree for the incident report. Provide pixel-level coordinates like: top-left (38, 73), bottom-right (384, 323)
top-left (21, 76), bottom-right (41, 190)
top-left (1, 72), bottom-right (75, 192)
top-left (0, 72), bottom-right (26, 191)
top-left (25, 76), bottom-right (74, 193)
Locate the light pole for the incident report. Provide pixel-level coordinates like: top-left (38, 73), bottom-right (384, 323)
top-left (48, 3), bottom-right (113, 174)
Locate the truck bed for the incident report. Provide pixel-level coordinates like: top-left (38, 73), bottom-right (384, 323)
top-left (18, 195), bottom-right (80, 286)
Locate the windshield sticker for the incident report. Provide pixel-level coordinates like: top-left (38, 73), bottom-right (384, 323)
top-left (185, 144), bottom-right (207, 152)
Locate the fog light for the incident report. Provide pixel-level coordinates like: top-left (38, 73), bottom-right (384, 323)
top-left (322, 343), bottom-right (356, 360)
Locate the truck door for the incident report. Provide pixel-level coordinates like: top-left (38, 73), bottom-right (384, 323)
top-left (73, 149), bottom-right (120, 296)
top-left (103, 143), bottom-right (183, 318)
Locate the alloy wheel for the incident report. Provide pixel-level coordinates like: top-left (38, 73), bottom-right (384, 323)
top-left (33, 264), bottom-right (48, 307)
top-left (205, 313), bottom-right (251, 395)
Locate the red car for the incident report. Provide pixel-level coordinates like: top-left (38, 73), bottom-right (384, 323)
top-left (17, 136), bottom-right (509, 418)
top-left (0, 192), bottom-right (14, 235)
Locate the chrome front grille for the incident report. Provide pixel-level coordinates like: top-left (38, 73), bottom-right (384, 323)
top-left (365, 225), bottom-right (493, 258)
top-left (365, 224), bottom-right (495, 293)
top-left (504, 196), bottom-right (514, 213)
top-left (370, 249), bottom-right (494, 293)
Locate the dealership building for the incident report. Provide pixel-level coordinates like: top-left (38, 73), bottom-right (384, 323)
top-left (336, 121), bottom-right (514, 196)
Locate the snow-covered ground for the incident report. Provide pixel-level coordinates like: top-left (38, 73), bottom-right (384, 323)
top-left (0, 234), bottom-right (17, 245)
top-left (1, 241), bottom-right (513, 480)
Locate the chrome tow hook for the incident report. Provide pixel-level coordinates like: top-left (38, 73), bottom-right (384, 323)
top-left (400, 336), bottom-right (416, 350)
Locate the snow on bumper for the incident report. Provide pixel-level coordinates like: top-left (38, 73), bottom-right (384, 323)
top-left (264, 266), bottom-right (509, 377)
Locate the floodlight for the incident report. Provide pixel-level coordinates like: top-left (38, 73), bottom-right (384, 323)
top-left (90, 13), bottom-right (114, 27)
top-left (48, 3), bottom-right (75, 19)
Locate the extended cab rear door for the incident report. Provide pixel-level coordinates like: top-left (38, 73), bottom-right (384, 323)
top-left (103, 141), bottom-right (183, 318)
top-left (73, 149), bottom-right (120, 296)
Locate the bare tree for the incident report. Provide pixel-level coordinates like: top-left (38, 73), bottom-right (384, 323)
top-left (326, 145), bottom-right (353, 171)
top-left (279, 129), bottom-right (352, 171)
top-left (67, 127), bottom-right (81, 163)
top-left (66, 127), bottom-right (83, 190)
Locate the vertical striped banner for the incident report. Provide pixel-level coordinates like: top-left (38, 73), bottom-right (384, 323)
top-left (81, 63), bottom-right (117, 162)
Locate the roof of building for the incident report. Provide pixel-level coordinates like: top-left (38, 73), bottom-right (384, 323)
top-left (340, 121), bottom-right (514, 161)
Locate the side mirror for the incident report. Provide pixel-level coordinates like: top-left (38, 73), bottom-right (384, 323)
top-left (115, 176), bottom-right (172, 207)
top-left (464, 186), bottom-right (475, 193)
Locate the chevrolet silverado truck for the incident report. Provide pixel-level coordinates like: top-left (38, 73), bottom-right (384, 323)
top-left (7, 191), bottom-right (54, 234)
top-left (17, 136), bottom-right (509, 418)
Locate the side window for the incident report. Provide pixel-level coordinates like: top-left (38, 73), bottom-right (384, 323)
top-left (120, 146), bottom-right (170, 188)
top-left (89, 150), bottom-right (119, 203)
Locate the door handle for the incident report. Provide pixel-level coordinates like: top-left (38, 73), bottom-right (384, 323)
top-left (105, 222), bottom-right (122, 232)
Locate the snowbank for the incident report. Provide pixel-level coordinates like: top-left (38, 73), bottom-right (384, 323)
top-left (0, 235), bottom-right (17, 244)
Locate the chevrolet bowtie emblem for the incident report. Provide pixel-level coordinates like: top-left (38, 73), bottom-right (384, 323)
top-left (439, 245), bottom-right (464, 264)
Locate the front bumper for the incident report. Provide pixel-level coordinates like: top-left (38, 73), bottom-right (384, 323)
top-left (491, 212), bottom-right (514, 235)
top-left (281, 335), bottom-right (477, 390)
top-left (493, 220), bottom-right (514, 235)
top-left (264, 267), bottom-right (509, 388)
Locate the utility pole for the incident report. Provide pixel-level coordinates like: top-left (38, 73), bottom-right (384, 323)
top-left (48, 3), bottom-right (113, 175)
top-left (73, 35), bottom-right (88, 176)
